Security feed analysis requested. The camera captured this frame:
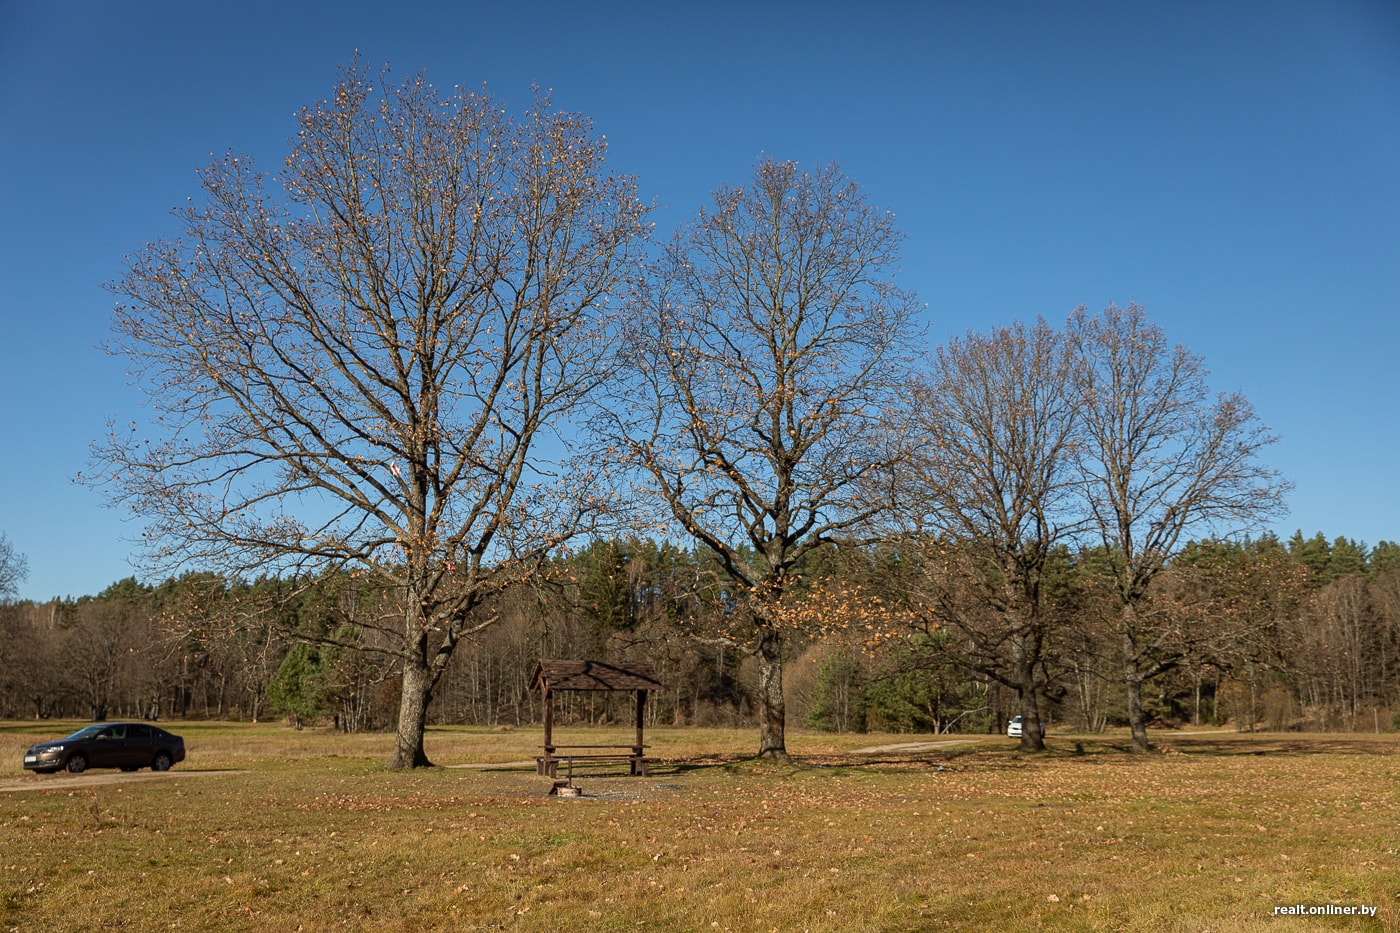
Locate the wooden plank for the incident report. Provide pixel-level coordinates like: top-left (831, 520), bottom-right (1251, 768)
top-left (540, 744), bottom-right (649, 750)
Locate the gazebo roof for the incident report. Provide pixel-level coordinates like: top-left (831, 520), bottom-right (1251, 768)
top-left (530, 660), bottom-right (662, 693)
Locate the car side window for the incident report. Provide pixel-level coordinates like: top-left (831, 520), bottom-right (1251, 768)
top-left (128, 724), bottom-right (152, 740)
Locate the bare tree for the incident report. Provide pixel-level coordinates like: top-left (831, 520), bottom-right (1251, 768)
top-left (1159, 536), bottom-right (1308, 727)
top-left (90, 63), bottom-right (650, 768)
top-left (0, 533), bottom-right (27, 603)
top-left (907, 320), bottom-right (1080, 751)
top-left (0, 536), bottom-right (29, 716)
top-left (1304, 575), bottom-right (1381, 726)
top-left (1067, 304), bottom-right (1289, 752)
top-left (65, 595), bottom-right (142, 721)
top-left (598, 160), bottom-right (920, 758)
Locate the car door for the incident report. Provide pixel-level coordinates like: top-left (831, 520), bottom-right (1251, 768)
top-left (91, 724), bottom-right (126, 768)
top-left (125, 724), bottom-right (154, 767)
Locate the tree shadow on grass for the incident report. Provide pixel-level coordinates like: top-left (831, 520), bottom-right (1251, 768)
top-left (652, 746), bottom-right (1026, 778)
top-left (1157, 734), bottom-right (1399, 758)
top-left (501, 734), bottom-right (1399, 788)
top-left (1020, 733), bottom-right (1400, 759)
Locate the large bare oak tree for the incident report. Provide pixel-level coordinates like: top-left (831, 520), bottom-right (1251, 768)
top-left (1067, 304), bottom-right (1289, 752)
top-left (599, 160), bottom-right (920, 758)
top-left (91, 64), bottom-right (649, 768)
top-left (908, 320), bottom-right (1080, 751)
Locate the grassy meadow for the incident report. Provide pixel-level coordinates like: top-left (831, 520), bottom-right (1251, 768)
top-left (1, 721), bottom-right (1396, 931)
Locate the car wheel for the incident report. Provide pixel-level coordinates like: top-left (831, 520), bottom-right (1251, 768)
top-left (152, 752), bottom-right (173, 772)
top-left (66, 754), bottom-right (88, 774)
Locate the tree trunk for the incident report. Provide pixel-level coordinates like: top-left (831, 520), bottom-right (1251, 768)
top-left (1193, 671), bottom-right (1202, 727)
top-left (1017, 688), bottom-right (1045, 752)
top-left (387, 654), bottom-right (434, 769)
top-left (1015, 628), bottom-right (1046, 752)
top-left (1122, 627), bottom-right (1150, 752)
top-left (756, 625), bottom-right (788, 759)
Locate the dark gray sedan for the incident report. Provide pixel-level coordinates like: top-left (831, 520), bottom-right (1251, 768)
top-left (23, 723), bottom-right (186, 774)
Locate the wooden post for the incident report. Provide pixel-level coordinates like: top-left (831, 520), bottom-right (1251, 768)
top-left (539, 684), bottom-right (557, 777)
top-left (543, 686), bottom-right (554, 753)
top-left (633, 689), bottom-right (647, 775)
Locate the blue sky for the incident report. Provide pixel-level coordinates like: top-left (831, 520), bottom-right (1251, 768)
top-left (1, 0), bottom-right (1397, 601)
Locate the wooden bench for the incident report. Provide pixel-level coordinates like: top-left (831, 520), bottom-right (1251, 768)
top-left (536, 744), bottom-right (650, 778)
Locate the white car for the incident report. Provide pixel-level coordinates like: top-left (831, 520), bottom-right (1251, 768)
top-left (1006, 716), bottom-right (1044, 738)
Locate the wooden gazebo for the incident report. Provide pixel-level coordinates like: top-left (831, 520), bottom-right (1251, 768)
top-left (530, 660), bottom-right (663, 777)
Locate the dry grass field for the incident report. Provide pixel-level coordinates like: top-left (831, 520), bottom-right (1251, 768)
top-left (1, 722), bottom-right (1395, 931)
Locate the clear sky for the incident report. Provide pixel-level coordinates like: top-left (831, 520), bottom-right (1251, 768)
top-left (1, 0), bottom-right (1397, 601)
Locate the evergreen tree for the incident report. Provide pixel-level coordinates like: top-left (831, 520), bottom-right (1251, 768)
top-left (1370, 541), bottom-right (1400, 576)
top-left (1288, 531), bottom-right (1332, 584)
top-left (267, 644), bottom-right (328, 729)
top-left (1327, 537), bottom-right (1368, 582)
top-left (805, 649), bottom-right (866, 733)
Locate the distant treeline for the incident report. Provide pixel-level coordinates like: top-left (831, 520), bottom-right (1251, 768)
top-left (1, 530), bottom-right (1395, 736)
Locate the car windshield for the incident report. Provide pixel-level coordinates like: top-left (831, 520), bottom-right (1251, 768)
top-left (62, 725), bottom-right (106, 741)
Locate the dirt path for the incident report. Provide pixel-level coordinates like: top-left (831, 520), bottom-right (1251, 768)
top-left (0, 770), bottom-right (246, 793)
top-left (847, 739), bottom-right (985, 755)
